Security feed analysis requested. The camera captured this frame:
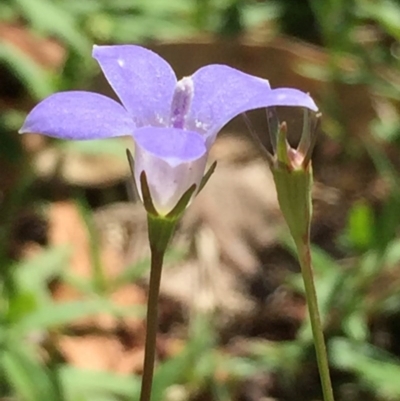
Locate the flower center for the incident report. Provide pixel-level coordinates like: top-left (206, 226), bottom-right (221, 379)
top-left (170, 77), bottom-right (194, 129)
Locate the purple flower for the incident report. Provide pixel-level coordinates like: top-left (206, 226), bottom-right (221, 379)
top-left (20, 45), bottom-right (318, 215)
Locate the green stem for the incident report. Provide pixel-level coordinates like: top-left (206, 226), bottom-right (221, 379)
top-left (140, 215), bottom-right (177, 401)
top-left (139, 248), bottom-right (164, 401)
top-left (296, 237), bottom-right (335, 401)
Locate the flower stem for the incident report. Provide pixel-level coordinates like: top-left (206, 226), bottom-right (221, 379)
top-left (139, 247), bottom-right (164, 401)
top-left (295, 237), bottom-right (335, 401)
top-left (140, 215), bottom-right (177, 401)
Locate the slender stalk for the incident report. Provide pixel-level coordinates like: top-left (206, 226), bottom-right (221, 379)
top-left (295, 237), bottom-right (334, 401)
top-left (139, 248), bottom-right (164, 401)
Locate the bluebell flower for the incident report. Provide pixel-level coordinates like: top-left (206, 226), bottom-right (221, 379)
top-left (20, 45), bottom-right (317, 215)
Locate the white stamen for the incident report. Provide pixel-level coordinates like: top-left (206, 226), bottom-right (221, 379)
top-left (170, 77), bottom-right (194, 129)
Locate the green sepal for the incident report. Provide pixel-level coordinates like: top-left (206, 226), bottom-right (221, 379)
top-left (198, 161), bottom-right (217, 194)
top-left (276, 122), bottom-right (291, 169)
top-left (272, 164), bottom-right (313, 244)
top-left (126, 149), bottom-right (140, 200)
top-left (297, 108), bottom-right (311, 157)
top-left (166, 183), bottom-right (197, 219)
top-left (140, 171), bottom-right (159, 216)
top-left (141, 173), bottom-right (199, 252)
top-left (147, 214), bottom-right (178, 254)
top-left (136, 159), bottom-right (218, 254)
top-left (302, 113), bottom-right (321, 169)
top-left (266, 106), bottom-right (280, 153)
top-left (140, 164), bottom-right (215, 219)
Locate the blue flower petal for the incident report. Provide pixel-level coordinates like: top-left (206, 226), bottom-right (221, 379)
top-left (186, 65), bottom-right (271, 146)
top-left (133, 127), bottom-right (206, 167)
top-left (187, 65), bottom-right (318, 148)
top-left (19, 91), bottom-right (135, 139)
top-left (93, 45), bottom-right (177, 127)
top-left (264, 88), bottom-right (318, 110)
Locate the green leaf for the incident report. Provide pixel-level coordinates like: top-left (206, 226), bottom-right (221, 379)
top-left (1, 346), bottom-right (59, 401)
top-left (14, 0), bottom-right (91, 55)
top-left (14, 246), bottom-right (71, 303)
top-left (151, 317), bottom-right (216, 400)
top-left (0, 42), bottom-right (55, 99)
top-left (6, 292), bottom-right (38, 323)
top-left (112, 247), bottom-right (184, 288)
top-left (60, 366), bottom-right (140, 400)
top-left (383, 238), bottom-right (400, 267)
top-left (358, 0), bottom-right (400, 41)
top-left (242, 2), bottom-right (281, 28)
top-left (249, 339), bottom-right (305, 376)
top-left (346, 200), bottom-right (374, 250)
top-left (112, 257), bottom-right (151, 287)
top-left (5, 246), bottom-right (71, 324)
top-left (12, 299), bottom-right (144, 334)
top-left (331, 337), bottom-right (400, 399)
top-left (342, 311), bottom-right (368, 342)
